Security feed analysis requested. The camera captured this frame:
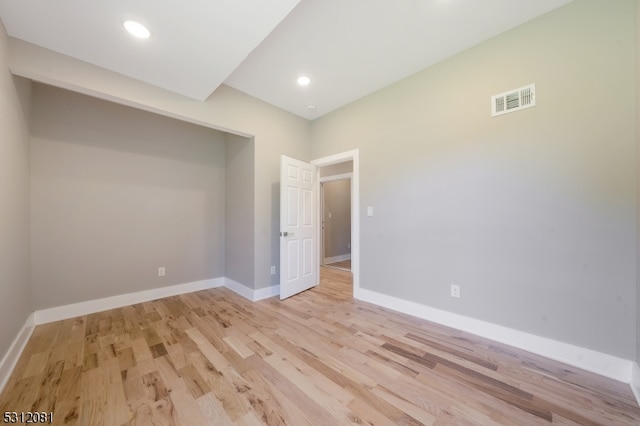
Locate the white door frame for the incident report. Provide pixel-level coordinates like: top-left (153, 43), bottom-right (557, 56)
top-left (311, 150), bottom-right (359, 295)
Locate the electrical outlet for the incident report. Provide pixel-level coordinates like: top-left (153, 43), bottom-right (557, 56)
top-left (271, 266), bottom-right (276, 275)
top-left (158, 267), bottom-right (166, 277)
top-left (450, 284), bottom-right (460, 298)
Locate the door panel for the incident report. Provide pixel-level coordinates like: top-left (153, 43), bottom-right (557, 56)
top-left (287, 186), bottom-right (298, 227)
top-left (280, 155), bottom-right (318, 299)
top-left (302, 238), bottom-right (313, 276)
top-left (287, 239), bottom-right (299, 280)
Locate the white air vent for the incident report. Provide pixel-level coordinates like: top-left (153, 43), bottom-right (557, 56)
top-left (491, 83), bottom-right (535, 117)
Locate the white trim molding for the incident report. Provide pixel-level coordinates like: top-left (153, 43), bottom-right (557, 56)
top-left (253, 285), bottom-right (280, 301)
top-left (0, 313), bottom-right (35, 393)
top-left (224, 278), bottom-right (280, 301)
top-left (319, 172), bottom-right (352, 183)
top-left (224, 278), bottom-right (254, 300)
top-left (34, 278), bottom-right (224, 325)
top-left (632, 362), bottom-right (640, 406)
top-left (355, 287), bottom-right (634, 384)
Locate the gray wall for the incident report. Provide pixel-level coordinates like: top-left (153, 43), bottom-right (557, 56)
top-left (319, 161), bottom-right (353, 178)
top-left (0, 22), bottom-right (31, 356)
top-left (225, 133), bottom-right (255, 287)
top-left (7, 41), bottom-right (312, 292)
top-left (30, 84), bottom-right (227, 309)
top-left (323, 179), bottom-right (351, 260)
top-left (312, 0), bottom-right (636, 358)
top-left (636, 0), bottom-right (640, 367)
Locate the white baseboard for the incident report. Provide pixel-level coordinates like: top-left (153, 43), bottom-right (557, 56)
top-left (34, 278), bottom-right (224, 325)
top-left (224, 278), bottom-right (254, 300)
top-left (0, 313), bottom-right (35, 393)
top-left (253, 284), bottom-right (280, 301)
top-left (355, 287), bottom-right (633, 384)
top-left (225, 278), bottom-right (280, 301)
top-left (324, 254), bottom-right (351, 264)
top-left (632, 362), bottom-right (640, 406)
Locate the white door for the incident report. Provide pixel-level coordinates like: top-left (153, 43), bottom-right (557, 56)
top-left (280, 155), bottom-right (318, 299)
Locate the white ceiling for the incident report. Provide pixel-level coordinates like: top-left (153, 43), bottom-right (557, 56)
top-left (0, 0), bottom-right (573, 120)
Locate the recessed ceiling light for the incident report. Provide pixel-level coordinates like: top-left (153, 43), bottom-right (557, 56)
top-left (306, 104), bottom-right (317, 112)
top-left (297, 76), bottom-right (311, 86)
top-left (124, 20), bottom-right (150, 39)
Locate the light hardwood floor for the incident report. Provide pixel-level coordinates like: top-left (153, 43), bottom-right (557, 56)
top-left (1, 268), bottom-right (639, 425)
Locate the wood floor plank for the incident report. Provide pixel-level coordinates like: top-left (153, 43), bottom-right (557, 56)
top-left (194, 393), bottom-right (235, 426)
top-left (240, 367), bottom-right (311, 426)
top-left (371, 384), bottom-right (437, 425)
top-left (0, 375), bottom-right (40, 413)
top-left (248, 354), bottom-right (341, 425)
top-left (129, 397), bottom-right (176, 426)
top-left (21, 351), bottom-right (48, 379)
top-left (1, 267), bottom-right (638, 424)
top-left (31, 359), bottom-right (64, 412)
top-left (168, 378), bottom-right (210, 425)
top-left (199, 365), bottom-right (251, 421)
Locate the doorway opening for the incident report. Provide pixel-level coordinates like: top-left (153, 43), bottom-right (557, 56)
top-left (320, 174), bottom-right (352, 272)
top-left (312, 150), bottom-right (359, 296)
